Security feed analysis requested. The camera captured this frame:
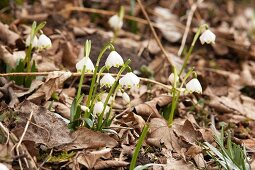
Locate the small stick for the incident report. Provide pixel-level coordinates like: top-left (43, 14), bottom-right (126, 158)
top-left (136, 0), bottom-right (174, 66)
top-left (178, 0), bottom-right (203, 56)
top-left (0, 72), bottom-right (171, 90)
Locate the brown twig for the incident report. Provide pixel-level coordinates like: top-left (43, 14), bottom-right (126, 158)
top-left (136, 0), bottom-right (174, 66)
top-left (0, 72), bottom-right (171, 90)
top-left (177, 0), bottom-right (203, 56)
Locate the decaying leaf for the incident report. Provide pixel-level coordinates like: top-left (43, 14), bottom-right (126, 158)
top-left (12, 100), bottom-right (117, 150)
top-left (27, 71), bottom-right (72, 103)
top-left (134, 95), bottom-right (172, 118)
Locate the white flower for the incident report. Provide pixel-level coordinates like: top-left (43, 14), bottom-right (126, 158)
top-left (186, 78), bottom-right (202, 94)
top-left (76, 57), bottom-right (95, 72)
top-left (100, 73), bottom-right (115, 87)
top-left (119, 72), bottom-right (140, 88)
top-left (108, 14), bottom-right (123, 30)
top-left (37, 34), bottom-right (52, 49)
top-left (168, 73), bottom-right (179, 84)
top-left (105, 51), bottom-right (124, 68)
top-left (81, 105), bottom-right (90, 112)
top-left (122, 92), bottom-right (130, 103)
top-left (199, 29), bottom-right (216, 45)
top-left (25, 35), bottom-right (38, 48)
top-left (99, 93), bottom-right (113, 104)
top-left (93, 101), bottom-right (110, 115)
top-left (0, 163), bottom-right (9, 170)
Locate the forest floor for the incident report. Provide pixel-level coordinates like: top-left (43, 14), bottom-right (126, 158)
top-left (0, 0), bottom-right (255, 169)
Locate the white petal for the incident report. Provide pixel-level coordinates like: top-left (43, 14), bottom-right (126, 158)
top-left (186, 78), bottom-right (202, 93)
top-left (93, 102), bottom-right (109, 115)
top-left (100, 73), bottom-right (115, 87)
top-left (199, 29), bottom-right (216, 45)
top-left (0, 163), bottom-right (9, 170)
top-left (99, 93), bottom-right (113, 104)
top-left (38, 34), bottom-right (52, 49)
top-left (76, 57), bottom-right (95, 72)
top-left (26, 35), bottom-right (38, 48)
top-left (81, 105), bottom-right (90, 112)
top-left (105, 51), bottom-right (124, 68)
top-left (108, 15), bottom-right (123, 30)
top-left (168, 73), bottom-right (179, 84)
top-left (119, 72), bottom-right (140, 88)
top-left (122, 92), bottom-right (130, 103)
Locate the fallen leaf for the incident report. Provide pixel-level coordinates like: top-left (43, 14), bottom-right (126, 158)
top-left (27, 71), bottom-right (72, 103)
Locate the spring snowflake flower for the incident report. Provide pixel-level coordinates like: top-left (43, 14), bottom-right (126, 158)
top-left (186, 78), bottom-right (202, 94)
top-left (119, 72), bottom-right (140, 88)
top-left (100, 73), bottom-right (115, 87)
top-left (81, 105), bottom-right (90, 112)
top-left (0, 163), bottom-right (9, 170)
top-left (37, 34), bottom-right (52, 49)
top-left (105, 51), bottom-right (124, 69)
top-left (108, 14), bottom-right (123, 31)
top-left (25, 35), bottom-right (38, 48)
top-left (199, 29), bottom-right (216, 45)
top-left (99, 93), bottom-right (113, 104)
top-left (168, 73), bottom-right (179, 84)
top-left (122, 92), bottom-right (130, 103)
top-left (76, 57), bottom-right (95, 72)
top-left (93, 101), bottom-right (110, 115)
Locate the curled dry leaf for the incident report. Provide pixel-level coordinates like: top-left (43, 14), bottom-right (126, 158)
top-left (27, 71), bottom-right (72, 103)
top-left (134, 95), bottom-right (172, 118)
top-left (74, 148), bottom-right (128, 169)
top-left (147, 118), bottom-right (203, 160)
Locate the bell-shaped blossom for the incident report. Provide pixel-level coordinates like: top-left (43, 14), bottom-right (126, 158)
top-left (122, 92), bottom-right (130, 103)
top-left (25, 35), bottom-right (38, 48)
top-left (37, 34), bottom-right (52, 49)
top-left (168, 73), bottom-right (179, 85)
top-left (81, 105), bottom-right (90, 112)
top-left (119, 72), bottom-right (140, 88)
top-left (186, 78), bottom-right (202, 94)
top-left (0, 163), bottom-right (9, 170)
top-left (93, 101), bottom-right (110, 115)
top-left (108, 14), bottom-right (123, 31)
top-left (105, 51), bottom-right (124, 68)
top-left (199, 29), bottom-right (216, 45)
top-left (99, 93), bottom-right (113, 104)
top-left (100, 73), bottom-right (115, 87)
top-left (76, 57), bottom-right (95, 72)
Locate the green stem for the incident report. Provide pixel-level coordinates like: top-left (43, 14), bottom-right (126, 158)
top-left (178, 24), bottom-right (207, 76)
top-left (76, 66), bottom-right (86, 101)
top-left (25, 44), bottom-right (33, 72)
top-left (129, 124), bottom-right (149, 170)
top-left (97, 59), bottom-right (131, 130)
top-left (86, 42), bottom-right (115, 106)
top-left (168, 67), bottom-right (178, 126)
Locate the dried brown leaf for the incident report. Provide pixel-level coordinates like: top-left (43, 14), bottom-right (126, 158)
top-left (27, 71), bottom-right (72, 103)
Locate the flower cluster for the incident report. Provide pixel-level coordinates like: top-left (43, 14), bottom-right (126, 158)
top-left (26, 33), bottom-right (52, 49)
top-left (75, 47), bottom-right (139, 123)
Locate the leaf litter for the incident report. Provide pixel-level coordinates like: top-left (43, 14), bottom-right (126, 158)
top-left (0, 0), bottom-right (255, 169)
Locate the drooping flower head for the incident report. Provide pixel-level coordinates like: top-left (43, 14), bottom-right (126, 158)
top-left (25, 35), bottom-right (38, 48)
top-left (108, 14), bottom-right (123, 31)
top-left (100, 73), bottom-right (115, 88)
top-left (93, 101), bottom-right (110, 116)
top-left (186, 78), bottom-right (202, 94)
top-left (37, 34), bottom-right (52, 49)
top-left (119, 72), bottom-right (140, 88)
top-left (105, 51), bottom-right (124, 69)
top-left (122, 92), bottom-right (130, 103)
top-left (168, 73), bottom-right (179, 85)
top-left (199, 29), bottom-right (216, 45)
top-left (76, 57), bottom-right (95, 72)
